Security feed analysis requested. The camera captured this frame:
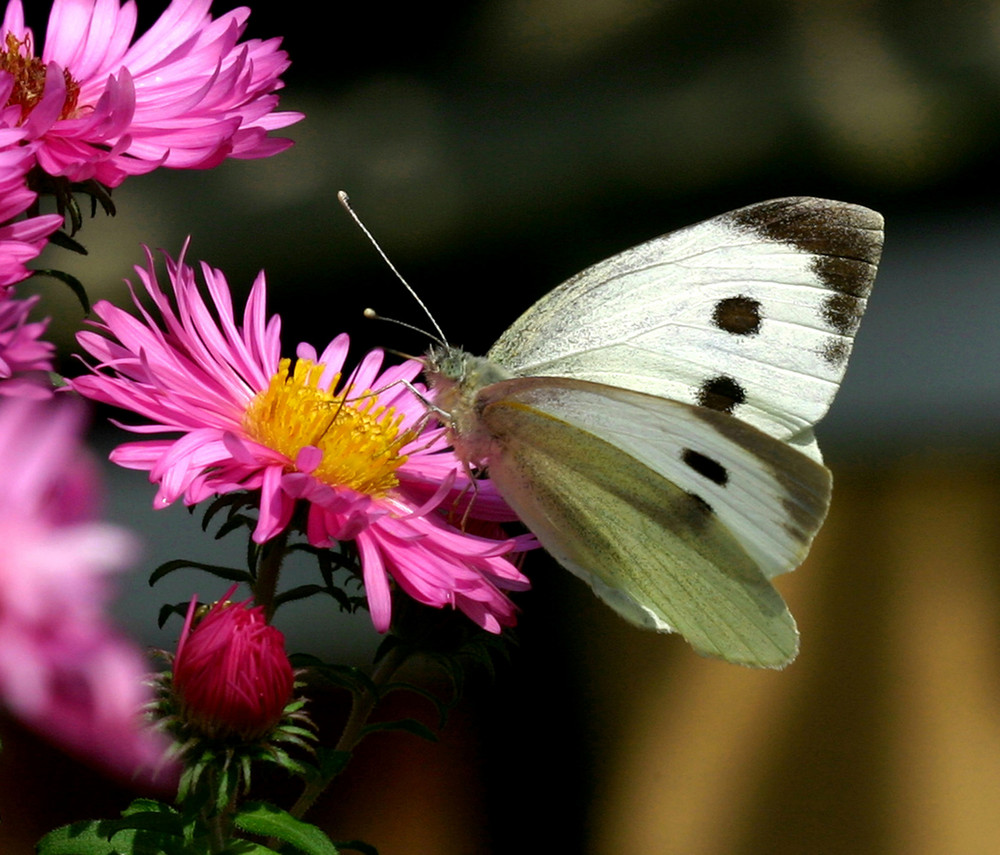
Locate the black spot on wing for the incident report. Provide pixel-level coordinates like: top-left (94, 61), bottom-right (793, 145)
top-left (697, 375), bottom-right (746, 415)
top-left (712, 296), bottom-right (762, 336)
top-left (682, 448), bottom-right (729, 486)
top-left (821, 337), bottom-right (851, 368)
top-left (725, 197), bottom-right (883, 298)
top-left (822, 293), bottom-right (865, 336)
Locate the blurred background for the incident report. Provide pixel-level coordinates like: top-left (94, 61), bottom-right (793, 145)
top-left (5, 0), bottom-right (1000, 852)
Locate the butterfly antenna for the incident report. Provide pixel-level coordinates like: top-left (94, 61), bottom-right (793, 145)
top-left (363, 307), bottom-right (445, 349)
top-left (338, 190), bottom-right (449, 345)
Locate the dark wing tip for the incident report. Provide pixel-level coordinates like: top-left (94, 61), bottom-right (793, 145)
top-left (724, 197), bottom-right (884, 299)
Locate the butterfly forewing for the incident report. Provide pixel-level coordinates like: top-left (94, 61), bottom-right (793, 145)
top-left (477, 380), bottom-right (812, 667)
top-left (486, 197), bottom-right (883, 451)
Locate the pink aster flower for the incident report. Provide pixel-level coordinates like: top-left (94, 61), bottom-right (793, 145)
top-left (0, 397), bottom-right (171, 781)
top-left (0, 291), bottom-right (55, 397)
top-left (0, 136), bottom-right (63, 290)
top-left (0, 0), bottom-right (302, 187)
top-left (173, 585), bottom-right (293, 742)
top-left (72, 246), bottom-right (532, 633)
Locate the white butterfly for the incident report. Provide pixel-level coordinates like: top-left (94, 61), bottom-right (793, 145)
top-left (423, 197), bottom-right (883, 668)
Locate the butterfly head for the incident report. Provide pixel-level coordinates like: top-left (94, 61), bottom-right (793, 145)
top-left (422, 345), bottom-right (514, 464)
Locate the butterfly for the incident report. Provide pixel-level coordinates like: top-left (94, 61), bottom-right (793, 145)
top-left (422, 196), bottom-right (883, 668)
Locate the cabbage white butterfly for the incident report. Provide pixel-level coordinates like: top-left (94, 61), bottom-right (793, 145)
top-left (416, 197), bottom-right (882, 668)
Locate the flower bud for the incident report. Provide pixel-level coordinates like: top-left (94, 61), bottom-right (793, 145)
top-left (172, 587), bottom-right (293, 742)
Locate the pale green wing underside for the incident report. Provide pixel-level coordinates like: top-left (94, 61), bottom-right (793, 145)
top-left (478, 378), bottom-right (833, 668)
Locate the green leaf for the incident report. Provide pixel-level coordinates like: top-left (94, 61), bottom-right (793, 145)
top-left (37, 820), bottom-right (121, 855)
top-left (149, 559), bottom-right (251, 587)
top-left (332, 842), bottom-right (378, 855)
top-left (216, 844), bottom-right (282, 854)
top-left (314, 747), bottom-right (352, 780)
top-left (272, 585), bottom-right (327, 609)
top-left (292, 660), bottom-right (379, 697)
top-left (37, 801), bottom-right (192, 855)
top-left (157, 601), bottom-right (190, 629)
top-left (29, 268), bottom-right (91, 314)
top-left (214, 514), bottom-right (254, 541)
top-left (45, 230), bottom-right (89, 255)
top-left (233, 803), bottom-right (339, 855)
top-left (358, 718), bottom-right (439, 743)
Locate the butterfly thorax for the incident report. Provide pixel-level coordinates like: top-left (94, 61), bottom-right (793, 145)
top-left (423, 345), bottom-right (514, 464)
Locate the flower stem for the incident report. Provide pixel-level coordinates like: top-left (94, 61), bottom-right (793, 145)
top-left (253, 525), bottom-right (290, 621)
top-left (289, 643), bottom-right (409, 819)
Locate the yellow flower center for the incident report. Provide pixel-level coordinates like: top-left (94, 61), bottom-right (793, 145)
top-left (1, 33), bottom-right (80, 120)
top-left (243, 358), bottom-right (414, 497)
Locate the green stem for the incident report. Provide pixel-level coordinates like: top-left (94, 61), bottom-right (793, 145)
top-left (254, 525), bottom-right (290, 621)
top-left (289, 644), bottom-right (409, 819)
top-left (204, 767), bottom-right (238, 853)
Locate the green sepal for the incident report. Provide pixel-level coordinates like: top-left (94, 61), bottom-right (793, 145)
top-left (232, 803), bottom-right (339, 855)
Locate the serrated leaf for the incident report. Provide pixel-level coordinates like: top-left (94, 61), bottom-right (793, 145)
top-left (121, 799), bottom-right (179, 817)
top-left (233, 803), bottom-right (339, 855)
top-left (36, 821), bottom-right (121, 855)
top-left (38, 815), bottom-right (190, 855)
top-left (105, 812), bottom-right (185, 838)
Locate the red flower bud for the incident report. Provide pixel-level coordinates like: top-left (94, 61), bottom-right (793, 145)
top-left (173, 586), bottom-right (293, 742)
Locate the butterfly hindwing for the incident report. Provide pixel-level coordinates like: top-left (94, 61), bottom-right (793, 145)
top-left (477, 377), bottom-right (833, 667)
top-left (486, 197), bottom-right (883, 455)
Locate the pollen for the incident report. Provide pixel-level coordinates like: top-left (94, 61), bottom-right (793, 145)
top-left (243, 358), bottom-right (413, 497)
top-left (1, 33), bottom-right (80, 120)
